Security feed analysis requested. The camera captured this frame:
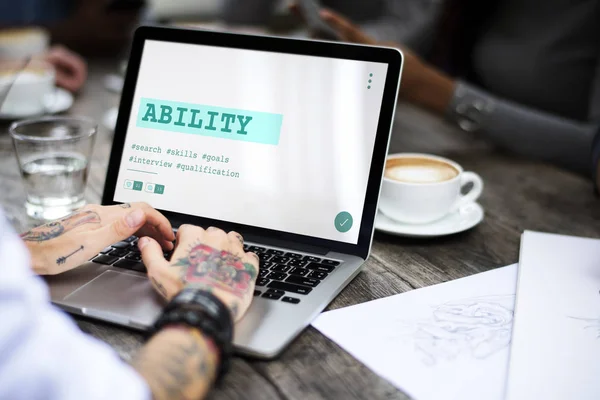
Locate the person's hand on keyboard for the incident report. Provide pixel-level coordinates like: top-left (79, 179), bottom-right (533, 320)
top-left (20, 202), bottom-right (175, 275)
top-left (138, 225), bottom-right (259, 322)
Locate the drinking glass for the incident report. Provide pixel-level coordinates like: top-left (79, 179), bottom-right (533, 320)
top-left (10, 116), bottom-right (97, 221)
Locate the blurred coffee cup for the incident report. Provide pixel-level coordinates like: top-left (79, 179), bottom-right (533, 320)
top-left (379, 153), bottom-right (484, 224)
top-left (0, 27), bottom-right (49, 59)
top-left (0, 59), bottom-right (55, 116)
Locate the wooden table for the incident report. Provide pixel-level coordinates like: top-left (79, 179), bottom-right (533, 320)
top-left (1, 61), bottom-right (599, 400)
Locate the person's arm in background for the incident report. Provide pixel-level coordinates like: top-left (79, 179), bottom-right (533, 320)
top-left (222, 0), bottom-right (441, 54)
top-left (221, 0), bottom-right (279, 26)
top-left (42, 45), bottom-right (87, 92)
top-left (355, 0), bottom-right (444, 55)
top-left (316, 8), bottom-right (600, 175)
top-left (445, 82), bottom-right (598, 174)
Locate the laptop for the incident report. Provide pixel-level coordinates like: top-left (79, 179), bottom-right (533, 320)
top-left (45, 26), bottom-right (402, 359)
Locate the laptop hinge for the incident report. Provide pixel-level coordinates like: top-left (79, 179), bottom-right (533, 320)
top-left (243, 233), bottom-right (330, 256)
top-left (169, 218), bottom-right (331, 256)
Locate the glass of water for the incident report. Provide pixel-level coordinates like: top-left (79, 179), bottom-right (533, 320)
top-left (10, 116), bottom-right (97, 221)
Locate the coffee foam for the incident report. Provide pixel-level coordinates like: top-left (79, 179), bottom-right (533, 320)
top-left (0, 28), bottom-right (47, 43)
top-left (0, 71), bottom-right (48, 86)
top-left (385, 157), bottom-right (458, 183)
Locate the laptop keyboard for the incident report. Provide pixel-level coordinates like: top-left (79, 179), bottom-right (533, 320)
top-left (92, 236), bottom-right (164, 273)
top-left (245, 244), bottom-right (342, 304)
top-left (91, 236), bottom-right (342, 305)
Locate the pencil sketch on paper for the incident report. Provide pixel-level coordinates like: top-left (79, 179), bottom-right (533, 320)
top-left (569, 316), bottom-right (600, 338)
top-left (392, 295), bottom-right (515, 366)
top-left (569, 290), bottom-right (600, 338)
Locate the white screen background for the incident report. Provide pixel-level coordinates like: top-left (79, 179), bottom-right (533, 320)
top-left (114, 40), bottom-right (389, 244)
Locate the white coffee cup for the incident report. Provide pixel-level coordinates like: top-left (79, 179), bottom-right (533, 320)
top-left (379, 153), bottom-right (483, 224)
top-left (0, 28), bottom-right (49, 59)
top-left (0, 59), bottom-right (55, 116)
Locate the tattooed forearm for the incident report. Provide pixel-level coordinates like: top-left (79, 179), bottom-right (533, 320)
top-left (173, 243), bottom-right (257, 299)
top-left (21, 221), bottom-right (65, 242)
top-left (56, 245), bottom-right (84, 265)
top-left (20, 210), bottom-right (101, 242)
top-left (120, 203), bottom-right (132, 208)
top-left (132, 327), bottom-right (218, 400)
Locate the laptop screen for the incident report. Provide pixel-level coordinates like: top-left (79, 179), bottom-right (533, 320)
top-left (114, 39), bottom-right (390, 245)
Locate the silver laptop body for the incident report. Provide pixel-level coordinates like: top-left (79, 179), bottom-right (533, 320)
top-left (46, 26), bottom-right (402, 359)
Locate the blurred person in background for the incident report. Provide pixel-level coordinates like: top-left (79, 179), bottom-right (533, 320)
top-left (290, 1), bottom-right (599, 177)
top-left (222, 0), bottom-right (442, 52)
top-left (41, 45), bottom-right (87, 93)
top-left (0, 0), bottom-right (144, 56)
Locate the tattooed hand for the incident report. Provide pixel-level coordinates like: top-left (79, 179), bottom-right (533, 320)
top-left (21, 203), bottom-right (175, 275)
top-left (139, 225), bottom-right (259, 322)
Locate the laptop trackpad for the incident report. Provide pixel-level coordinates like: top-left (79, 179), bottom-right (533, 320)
top-left (64, 270), bottom-right (164, 327)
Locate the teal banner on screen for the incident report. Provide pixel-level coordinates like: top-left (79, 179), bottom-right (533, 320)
top-left (136, 98), bottom-right (283, 145)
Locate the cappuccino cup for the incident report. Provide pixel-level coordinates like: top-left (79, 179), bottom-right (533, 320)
top-left (379, 153), bottom-right (483, 224)
top-left (0, 28), bottom-right (49, 59)
top-left (0, 59), bottom-right (55, 116)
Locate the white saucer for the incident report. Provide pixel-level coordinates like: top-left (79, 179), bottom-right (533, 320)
top-left (0, 87), bottom-right (73, 120)
top-left (375, 202), bottom-right (484, 238)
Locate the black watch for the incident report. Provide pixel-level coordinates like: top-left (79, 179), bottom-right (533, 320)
top-left (148, 288), bottom-right (234, 384)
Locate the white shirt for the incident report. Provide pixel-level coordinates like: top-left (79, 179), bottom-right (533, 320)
top-left (0, 212), bottom-right (150, 400)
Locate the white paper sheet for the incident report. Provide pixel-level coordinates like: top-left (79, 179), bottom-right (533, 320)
top-left (312, 265), bottom-right (518, 400)
top-left (506, 232), bottom-right (600, 400)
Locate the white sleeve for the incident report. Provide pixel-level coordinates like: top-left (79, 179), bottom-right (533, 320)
top-left (0, 214), bottom-right (151, 400)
